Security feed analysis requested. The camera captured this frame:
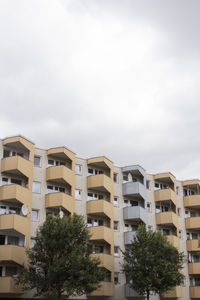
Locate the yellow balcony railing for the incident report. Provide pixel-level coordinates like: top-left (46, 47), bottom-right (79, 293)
top-left (45, 192), bottom-right (74, 215)
top-left (1, 156), bottom-right (32, 179)
top-left (190, 286), bottom-right (200, 298)
top-left (88, 282), bottom-right (114, 297)
top-left (187, 240), bottom-right (200, 252)
top-left (156, 211), bottom-right (178, 228)
top-left (87, 174), bottom-right (113, 195)
top-left (166, 235), bottom-right (180, 250)
top-left (0, 277), bottom-right (23, 294)
top-left (46, 165), bottom-right (74, 187)
top-left (91, 253), bottom-right (113, 272)
top-left (0, 245), bottom-right (26, 265)
top-left (0, 184), bottom-right (31, 206)
top-left (185, 217), bottom-right (200, 230)
top-left (188, 263), bottom-right (200, 275)
top-left (162, 286), bottom-right (182, 298)
top-left (155, 188), bottom-right (177, 206)
top-left (86, 200), bottom-right (113, 220)
top-left (184, 195), bottom-right (200, 208)
top-left (88, 226), bottom-right (113, 246)
top-left (0, 214), bottom-right (29, 236)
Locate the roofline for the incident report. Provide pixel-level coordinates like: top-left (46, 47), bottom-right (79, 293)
top-left (2, 134), bottom-right (35, 145)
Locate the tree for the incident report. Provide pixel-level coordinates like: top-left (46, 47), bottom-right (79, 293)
top-left (122, 225), bottom-right (184, 300)
top-left (17, 214), bottom-right (104, 299)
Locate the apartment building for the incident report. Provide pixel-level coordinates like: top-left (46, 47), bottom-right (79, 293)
top-left (0, 135), bottom-right (199, 299)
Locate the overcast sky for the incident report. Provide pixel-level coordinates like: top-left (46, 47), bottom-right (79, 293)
top-left (0, 0), bottom-right (200, 180)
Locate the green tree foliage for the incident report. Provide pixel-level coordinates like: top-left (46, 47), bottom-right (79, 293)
top-left (122, 225), bottom-right (184, 300)
top-left (17, 214), bottom-right (104, 299)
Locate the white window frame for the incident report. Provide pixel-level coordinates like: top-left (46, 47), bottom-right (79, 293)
top-left (33, 181), bottom-right (41, 193)
top-left (75, 189), bottom-right (81, 200)
top-left (31, 209), bottom-right (39, 221)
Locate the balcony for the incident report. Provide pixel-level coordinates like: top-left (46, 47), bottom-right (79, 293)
top-left (0, 277), bottom-right (22, 294)
top-left (87, 174), bottom-right (113, 195)
top-left (47, 147), bottom-right (75, 171)
top-left (187, 240), bottom-right (200, 252)
top-left (1, 156), bottom-right (32, 179)
top-left (124, 231), bottom-right (136, 245)
top-left (91, 253), bottom-right (113, 272)
top-left (88, 226), bottom-right (113, 246)
top-left (190, 286), bottom-right (200, 298)
top-left (125, 284), bottom-right (145, 297)
top-left (123, 206), bottom-right (147, 224)
top-left (0, 245), bottom-right (26, 265)
top-left (45, 193), bottom-right (74, 215)
top-left (86, 200), bottom-right (113, 220)
top-left (166, 235), bottom-right (180, 250)
top-left (3, 135), bottom-right (34, 161)
top-left (188, 263), bottom-right (200, 275)
top-left (184, 195), bottom-right (200, 208)
top-left (185, 217), bottom-right (200, 230)
top-left (154, 173), bottom-right (176, 191)
top-left (156, 212), bottom-right (178, 228)
top-left (123, 181), bottom-right (146, 200)
top-left (155, 188), bottom-right (177, 207)
top-left (0, 184), bottom-right (31, 206)
top-left (87, 156), bottom-right (113, 175)
top-left (182, 179), bottom-right (200, 187)
top-left (162, 286), bottom-right (182, 298)
top-left (46, 165), bottom-right (74, 187)
top-left (88, 282), bottom-right (114, 296)
top-left (0, 214), bottom-right (29, 236)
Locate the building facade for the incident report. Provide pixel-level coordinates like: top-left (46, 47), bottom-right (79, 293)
top-left (0, 135), bottom-right (199, 299)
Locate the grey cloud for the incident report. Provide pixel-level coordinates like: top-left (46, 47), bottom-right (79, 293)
top-left (0, 0), bottom-right (200, 180)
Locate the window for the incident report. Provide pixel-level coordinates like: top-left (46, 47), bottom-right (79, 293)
top-left (147, 202), bottom-right (152, 212)
top-left (32, 182), bottom-right (41, 193)
top-left (75, 164), bottom-right (82, 175)
top-left (130, 200), bottom-right (138, 207)
top-left (156, 205), bottom-right (161, 213)
top-left (0, 235), bottom-right (5, 245)
top-left (124, 200), bottom-right (128, 207)
top-left (114, 272), bottom-right (119, 284)
top-left (48, 159), bottom-right (54, 166)
top-left (34, 156), bottom-right (41, 166)
top-left (176, 187), bottom-right (179, 195)
top-left (88, 168), bottom-right (93, 175)
top-left (114, 221), bottom-right (119, 231)
top-left (146, 180), bottom-right (150, 189)
top-left (75, 189), bottom-right (81, 200)
top-left (0, 206), bottom-right (6, 215)
top-left (2, 177), bottom-right (8, 185)
top-left (9, 207), bottom-right (20, 214)
top-left (3, 149), bottom-right (10, 158)
top-left (11, 178), bottom-right (22, 185)
top-left (5, 266), bottom-right (18, 277)
top-left (7, 236), bottom-right (19, 245)
top-left (30, 238), bottom-right (36, 248)
top-left (179, 230), bottom-right (182, 239)
top-left (123, 175), bottom-right (128, 183)
top-left (114, 197), bottom-right (118, 207)
top-left (31, 210), bottom-right (39, 221)
top-left (113, 173), bottom-right (118, 183)
top-left (114, 246), bottom-right (119, 257)
top-left (87, 218), bottom-right (92, 227)
top-left (178, 208), bottom-right (181, 216)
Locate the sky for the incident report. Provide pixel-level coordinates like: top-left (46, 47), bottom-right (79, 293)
top-left (0, 0), bottom-right (200, 180)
